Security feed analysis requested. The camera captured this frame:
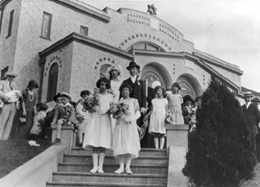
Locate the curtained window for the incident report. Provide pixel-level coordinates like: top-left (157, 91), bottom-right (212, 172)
top-left (47, 63), bottom-right (58, 101)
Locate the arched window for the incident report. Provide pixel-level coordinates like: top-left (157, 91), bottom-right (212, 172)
top-left (47, 63), bottom-right (58, 101)
top-left (128, 41), bottom-right (165, 52)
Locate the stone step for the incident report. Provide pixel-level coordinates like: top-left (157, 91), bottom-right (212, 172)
top-left (52, 172), bottom-right (167, 185)
top-left (47, 181), bottom-right (166, 187)
top-left (71, 147), bottom-right (167, 157)
top-left (58, 162), bottom-right (168, 175)
top-left (63, 154), bottom-right (168, 165)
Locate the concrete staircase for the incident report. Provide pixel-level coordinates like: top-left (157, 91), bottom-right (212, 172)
top-left (46, 147), bottom-right (168, 187)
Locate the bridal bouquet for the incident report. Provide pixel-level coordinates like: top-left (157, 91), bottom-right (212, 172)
top-left (83, 95), bottom-right (99, 113)
top-left (109, 102), bottom-right (129, 119)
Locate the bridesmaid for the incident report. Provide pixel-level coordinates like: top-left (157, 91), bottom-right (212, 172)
top-left (112, 84), bottom-right (141, 174)
top-left (83, 77), bottom-right (113, 174)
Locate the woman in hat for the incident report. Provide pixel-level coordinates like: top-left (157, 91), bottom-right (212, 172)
top-left (109, 65), bottom-right (122, 101)
top-left (83, 77), bottom-right (113, 174)
top-left (20, 80), bottom-right (39, 138)
top-left (109, 65), bottom-right (122, 132)
top-left (166, 82), bottom-right (184, 125)
top-left (0, 70), bottom-right (20, 140)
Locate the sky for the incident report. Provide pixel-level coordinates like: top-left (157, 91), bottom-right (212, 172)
top-left (83, 0), bottom-right (260, 91)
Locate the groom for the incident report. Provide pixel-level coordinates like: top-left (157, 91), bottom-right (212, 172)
top-left (120, 61), bottom-right (148, 147)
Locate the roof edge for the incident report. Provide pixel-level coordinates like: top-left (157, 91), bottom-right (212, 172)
top-left (39, 33), bottom-right (133, 60)
top-left (193, 50), bottom-right (243, 75)
top-left (48, 0), bottom-right (110, 22)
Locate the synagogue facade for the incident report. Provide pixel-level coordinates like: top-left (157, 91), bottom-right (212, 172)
top-left (0, 0), bottom-right (244, 102)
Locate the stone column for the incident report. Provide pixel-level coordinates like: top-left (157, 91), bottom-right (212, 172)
top-left (166, 124), bottom-right (189, 187)
top-left (52, 125), bottom-right (75, 152)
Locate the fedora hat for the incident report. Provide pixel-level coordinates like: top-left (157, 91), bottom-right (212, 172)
top-left (6, 70), bottom-right (17, 77)
top-left (126, 61), bottom-right (140, 71)
top-left (59, 92), bottom-right (71, 100)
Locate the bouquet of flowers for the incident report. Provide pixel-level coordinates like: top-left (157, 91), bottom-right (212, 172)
top-left (165, 113), bottom-right (173, 124)
top-left (83, 95), bottom-right (99, 113)
top-left (109, 102), bottom-right (129, 119)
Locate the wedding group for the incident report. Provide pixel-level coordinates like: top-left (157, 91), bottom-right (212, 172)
top-left (0, 60), bottom-right (201, 174)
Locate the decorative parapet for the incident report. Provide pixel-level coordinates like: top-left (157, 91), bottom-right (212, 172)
top-left (118, 8), bottom-right (184, 42)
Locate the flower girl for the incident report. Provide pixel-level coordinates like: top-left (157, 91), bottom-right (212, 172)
top-left (112, 85), bottom-right (141, 174)
top-left (149, 86), bottom-right (168, 149)
top-left (83, 78), bottom-right (113, 174)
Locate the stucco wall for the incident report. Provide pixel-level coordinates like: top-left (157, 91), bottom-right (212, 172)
top-left (135, 54), bottom-right (211, 92)
top-left (13, 0), bottom-right (108, 89)
top-left (70, 41), bottom-right (131, 100)
top-left (41, 43), bottom-right (73, 102)
top-left (0, 0), bottom-right (22, 71)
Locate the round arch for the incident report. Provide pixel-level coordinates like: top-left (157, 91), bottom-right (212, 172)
top-left (176, 73), bottom-right (202, 99)
top-left (141, 62), bottom-right (172, 89)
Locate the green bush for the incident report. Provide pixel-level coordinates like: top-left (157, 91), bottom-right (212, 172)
top-left (183, 80), bottom-right (257, 187)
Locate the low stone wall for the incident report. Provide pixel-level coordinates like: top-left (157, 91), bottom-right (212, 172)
top-left (0, 145), bottom-right (66, 187)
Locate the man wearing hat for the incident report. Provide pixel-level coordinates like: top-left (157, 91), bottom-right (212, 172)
top-left (242, 91), bottom-right (260, 154)
top-left (51, 92), bottom-right (74, 143)
top-left (120, 61), bottom-right (148, 146)
top-left (0, 70), bottom-right (20, 140)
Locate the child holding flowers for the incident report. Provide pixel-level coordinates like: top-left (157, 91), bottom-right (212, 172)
top-left (148, 86), bottom-right (168, 149)
top-left (112, 84), bottom-right (141, 174)
top-left (83, 77), bottom-right (113, 174)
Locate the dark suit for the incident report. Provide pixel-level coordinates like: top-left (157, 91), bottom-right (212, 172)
top-left (120, 78), bottom-right (146, 108)
top-left (242, 102), bottom-right (260, 152)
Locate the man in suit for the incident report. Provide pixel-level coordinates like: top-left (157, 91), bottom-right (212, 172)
top-left (120, 61), bottom-right (148, 147)
top-left (242, 91), bottom-right (260, 153)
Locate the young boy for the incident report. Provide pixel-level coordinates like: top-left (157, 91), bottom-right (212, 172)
top-left (28, 103), bottom-right (48, 147)
top-left (51, 92), bottom-right (74, 143)
top-left (76, 90), bottom-right (91, 146)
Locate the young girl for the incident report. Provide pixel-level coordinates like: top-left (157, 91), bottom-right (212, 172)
top-left (75, 90), bottom-right (91, 146)
top-left (83, 77), bottom-right (113, 174)
top-left (28, 103), bottom-right (48, 146)
top-left (166, 82), bottom-right (184, 125)
top-left (149, 86), bottom-right (168, 149)
top-left (112, 85), bottom-right (141, 174)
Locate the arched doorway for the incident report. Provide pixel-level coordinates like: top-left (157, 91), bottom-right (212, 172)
top-left (47, 63), bottom-right (59, 101)
top-left (177, 73), bottom-right (202, 99)
top-left (141, 62), bottom-right (172, 89)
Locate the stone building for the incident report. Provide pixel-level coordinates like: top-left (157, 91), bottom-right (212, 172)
top-left (0, 0), bottom-right (244, 102)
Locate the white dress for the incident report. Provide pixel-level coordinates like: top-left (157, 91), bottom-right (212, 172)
top-left (149, 98), bottom-right (168, 135)
top-left (83, 93), bottom-right (113, 149)
top-left (110, 79), bottom-right (122, 132)
top-left (112, 98), bottom-right (141, 158)
top-left (76, 100), bottom-right (89, 134)
top-left (167, 93), bottom-right (184, 125)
